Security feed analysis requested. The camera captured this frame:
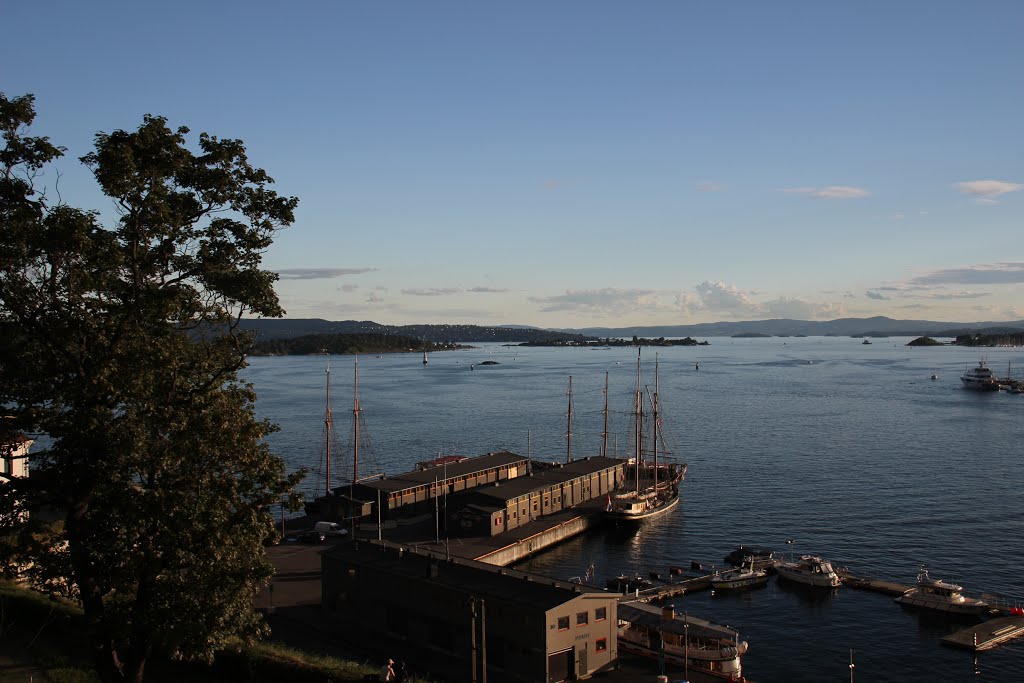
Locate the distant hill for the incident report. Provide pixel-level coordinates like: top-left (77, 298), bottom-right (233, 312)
top-left (238, 319), bottom-right (592, 343)
top-left (237, 316), bottom-right (1024, 343)
top-left (556, 316), bottom-right (1024, 338)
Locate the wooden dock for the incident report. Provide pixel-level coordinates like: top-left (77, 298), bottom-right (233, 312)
top-left (942, 616), bottom-right (1024, 652)
top-left (837, 570), bottom-right (911, 596)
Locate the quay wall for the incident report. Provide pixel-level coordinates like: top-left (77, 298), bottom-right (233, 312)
top-left (473, 514), bottom-right (595, 566)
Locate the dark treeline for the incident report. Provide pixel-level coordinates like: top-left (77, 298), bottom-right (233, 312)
top-left (521, 336), bottom-right (708, 347)
top-left (954, 333), bottom-right (1024, 347)
top-left (249, 333), bottom-right (466, 356)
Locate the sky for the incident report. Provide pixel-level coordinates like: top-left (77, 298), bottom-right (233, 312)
top-left (5, 1), bottom-right (1024, 328)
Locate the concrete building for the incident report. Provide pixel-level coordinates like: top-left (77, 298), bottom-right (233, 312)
top-left (450, 456), bottom-right (624, 537)
top-left (322, 540), bottom-right (619, 682)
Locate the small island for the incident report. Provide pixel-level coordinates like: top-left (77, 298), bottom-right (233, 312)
top-left (249, 333), bottom-right (467, 356)
top-left (520, 336), bottom-right (708, 347)
top-left (907, 336), bottom-right (945, 346)
top-left (731, 332), bottom-right (771, 338)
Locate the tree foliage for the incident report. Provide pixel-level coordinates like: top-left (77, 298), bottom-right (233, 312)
top-left (0, 93), bottom-right (304, 683)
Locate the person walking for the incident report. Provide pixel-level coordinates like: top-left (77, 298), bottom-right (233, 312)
top-left (379, 659), bottom-right (395, 682)
top-left (394, 661), bottom-right (408, 683)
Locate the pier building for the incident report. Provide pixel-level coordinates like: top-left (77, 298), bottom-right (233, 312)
top-left (450, 456), bottom-right (624, 536)
top-left (321, 539), bottom-right (619, 683)
top-left (320, 451), bottom-right (530, 522)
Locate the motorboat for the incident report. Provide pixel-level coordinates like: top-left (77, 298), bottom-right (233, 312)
top-left (960, 360), bottom-right (999, 391)
top-left (724, 545), bottom-right (775, 571)
top-left (895, 566), bottom-right (989, 615)
top-left (775, 555), bottom-right (841, 588)
top-left (711, 559), bottom-right (768, 590)
top-left (617, 602), bottom-right (748, 681)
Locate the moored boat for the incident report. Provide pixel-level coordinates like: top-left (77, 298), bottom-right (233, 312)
top-left (617, 602), bottom-right (749, 681)
top-left (775, 554), bottom-right (842, 588)
top-left (711, 559), bottom-right (768, 590)
top-left (961, 360), bottom-right (999, 391)
top-left (895, 566), bottom-right (989, 615)
top-left (605, 351), bottom-right (686, 523)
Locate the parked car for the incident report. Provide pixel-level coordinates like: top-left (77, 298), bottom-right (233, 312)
top-left (298, 530), bottom-right (327, 544)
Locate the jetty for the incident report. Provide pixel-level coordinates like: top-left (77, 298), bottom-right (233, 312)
top-left (943, 616), bottom-right (1024, 652)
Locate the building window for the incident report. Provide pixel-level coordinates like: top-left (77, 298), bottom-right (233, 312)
top-left (595, 607), bottom-right (607, 621)
top-left (557, 616), bottom-right (569, 631)
top-left (576, 611), bottom-right (588, 626)
top-left (595, 638), bottom-right (607, 652)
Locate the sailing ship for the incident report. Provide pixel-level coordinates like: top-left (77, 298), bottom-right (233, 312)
top-left (606, 351), bottom-right (687, 523)
top-left (304, 358), bottom-right (364, 516)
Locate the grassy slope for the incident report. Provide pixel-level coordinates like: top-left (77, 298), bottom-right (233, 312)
top-left (0, 581), bottom-right (381, 683)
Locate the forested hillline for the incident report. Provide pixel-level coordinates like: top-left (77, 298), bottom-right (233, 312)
top-left (248, 333), bottom-right (469, 356)
top-left (239, 318), bottom-right (593, 343)
top-left (954, 332), bottom-right (1024, 347)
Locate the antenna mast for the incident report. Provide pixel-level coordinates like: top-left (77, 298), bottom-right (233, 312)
top-left (566, 376), bottom-right (573, 463)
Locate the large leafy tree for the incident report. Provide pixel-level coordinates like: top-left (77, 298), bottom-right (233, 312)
top-left (0, 93), bottom-right (304, 683)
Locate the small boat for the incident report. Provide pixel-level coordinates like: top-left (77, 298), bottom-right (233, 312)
top-left (862, 339), bottom-right (872, 345)
top-left (723, 545), bottom-right (775, 571)
top-left (775, 555), bottom-right (841, 588)
top-left (930, 374), bottom-right (939, 380)
top-left (605, 575), bottom-right (653, 593)
top-left (617, 602), bottom-right (748, 681)
top-left (711, 559), bottom-right (768, 590)
top-left (961, 360), bottom-right (999, 391)
top-left (895, 566), bottom-right (989, 615)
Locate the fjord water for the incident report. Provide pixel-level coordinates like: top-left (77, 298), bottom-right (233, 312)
top-left (244, 337), bottom-right (1024, 682)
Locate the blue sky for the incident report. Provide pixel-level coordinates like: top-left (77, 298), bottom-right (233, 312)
top-left (6, 1), bottom-right (1023, 327)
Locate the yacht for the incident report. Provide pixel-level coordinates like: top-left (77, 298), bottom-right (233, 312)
top-left (775, 555), bottom-right (841, 588)
top-left (961, 360), bottom-right (999, 391)
top-left (895, 567), bottom-right (989, 615)
top-left (617, 602), bottom-right (749, 681)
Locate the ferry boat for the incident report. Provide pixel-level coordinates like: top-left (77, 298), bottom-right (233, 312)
top-left (960, 360), bottom-right (1000, 391)
top-left (895, 566), bottom-right (989, 615)
top-left (775, 555), bottom-right (842, 588)
top-left (617, 602), bottom-right (749, 681)
top-left (711, 559), bottom-right (768, 591)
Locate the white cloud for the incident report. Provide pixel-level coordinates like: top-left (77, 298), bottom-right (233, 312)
top-left (531, 288), bottom-right (668, 317)
top-left (468, 286), bottom-right (510, 293)
top-left (762, 297), bottom-right (845, 320)
top-left (779, 186), bottom-right (870, 199)
top-left (401, 288), bottom-right (462, 296)
top-left (954, 180), bottom-right (1024, 203)
top-left (365, 292), bottom-right (384, 303)
top-left (696, 181), bottom-right (725, 193)
top-left (693, 280), bottom-right (759, 314)
top-left (277, 267), bottom-right (377, 280)
top-left (909, 262), bottom-right (1024, 286)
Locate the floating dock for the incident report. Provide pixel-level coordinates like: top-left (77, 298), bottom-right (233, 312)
top-left (943, 617), bottom-right (1024, 652)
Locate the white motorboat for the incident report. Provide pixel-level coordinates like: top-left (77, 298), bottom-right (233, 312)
top-left (775, 555), bottom-right (841, 588)
top-left (711, 559), bottom-right (768, 590)
top-left (617, 602), bottom-right (748, 681)
top-left (960, 360), bottom-right (999, 391)
top-left (895, 566), bottom-right (989, 615)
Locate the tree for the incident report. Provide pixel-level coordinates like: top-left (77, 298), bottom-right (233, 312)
top-left (0, 93), bottom-right (304, 683)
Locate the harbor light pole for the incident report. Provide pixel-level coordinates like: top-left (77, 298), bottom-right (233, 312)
top-left (684, 611), bottom-right (689, 683)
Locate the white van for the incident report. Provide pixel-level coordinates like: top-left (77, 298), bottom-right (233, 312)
top-left (314, 521), bottom-right (349, 537)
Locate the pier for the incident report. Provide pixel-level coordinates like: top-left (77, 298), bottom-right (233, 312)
top-left (943, 616), bottom-right (1024, 652)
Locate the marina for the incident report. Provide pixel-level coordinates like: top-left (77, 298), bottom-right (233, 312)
top-left (249, 337), bottom-right (1024, 681)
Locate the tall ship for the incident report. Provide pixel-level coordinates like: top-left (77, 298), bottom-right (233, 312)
top-left (606, 351), bottom-right (686, 523)
top-left (961, 359), bottom-right (999, 391)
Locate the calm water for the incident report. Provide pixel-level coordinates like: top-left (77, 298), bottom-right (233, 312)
top-left (244, 338), bottom-right (1024, 682)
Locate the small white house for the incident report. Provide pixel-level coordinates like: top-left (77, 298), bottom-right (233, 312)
top-left (1, 433), bottom-right (32, 480)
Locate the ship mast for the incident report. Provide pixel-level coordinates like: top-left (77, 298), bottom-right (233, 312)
top-left (635, 348), bottom-right (643, 496)
top-left (601, 372), bottom-right (609, 458)
top-left (566, 375), bottom-right (573, 463)
top-left (324, 360), bottom-right (332, 497)
top-left (352, 356), bottom-right (361, 485)
top-left (652, 354), bottom-right (660, 494)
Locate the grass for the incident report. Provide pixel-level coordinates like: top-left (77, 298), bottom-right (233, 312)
top-left (0, 581), bottom-right (389, 683)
